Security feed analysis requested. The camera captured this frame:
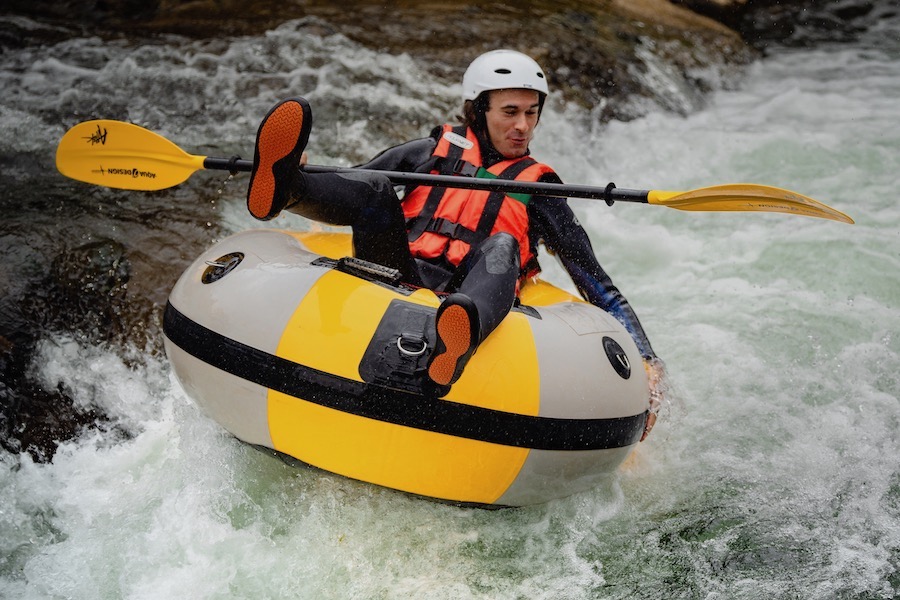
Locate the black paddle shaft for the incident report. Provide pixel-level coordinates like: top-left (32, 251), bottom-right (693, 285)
top-left (202, 156), bottom-right (650, 204)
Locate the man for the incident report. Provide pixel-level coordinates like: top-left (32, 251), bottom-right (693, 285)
top-left (246, 49), bottom-right (665, 438)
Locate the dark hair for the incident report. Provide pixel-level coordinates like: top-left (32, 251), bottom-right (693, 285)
top-left (458, 94), bottom-right (490, 131)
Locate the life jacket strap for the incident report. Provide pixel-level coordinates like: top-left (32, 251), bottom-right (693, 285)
top-left (406, 126), bottom-right (469, 243)
top-left (420, 217), bottom-right (482, 246)
top-left (473, 158), bottom-right (537, 242)
top-left (433, 156), bottom-right (480, 178)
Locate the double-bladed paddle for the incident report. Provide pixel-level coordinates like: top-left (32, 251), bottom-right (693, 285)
top-left (55, 119), bottom-right (854, 224)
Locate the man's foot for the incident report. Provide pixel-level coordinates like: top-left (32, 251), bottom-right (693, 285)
top-left (247, 97), bottom-right (312, 221)
top-left (427, 293), bottom-right (480, 386)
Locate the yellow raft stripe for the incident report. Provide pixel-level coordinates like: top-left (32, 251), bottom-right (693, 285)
top-left (275, 268), bottom-right (408, 382)
top-left (268, 393), bottom-right (529, 503)
top-left (267, 247), bottom-right (541, 504)
top-left (293, 229), bottom-right (585, 308)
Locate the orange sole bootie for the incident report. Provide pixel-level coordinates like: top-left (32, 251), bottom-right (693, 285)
top-left (247, 97), bottom-right (312, 221)
top-left (427, 293), bottom-right (480, 387)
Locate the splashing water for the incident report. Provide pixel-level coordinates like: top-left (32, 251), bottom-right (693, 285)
top-left (1, 11), bottom-right (899, 599)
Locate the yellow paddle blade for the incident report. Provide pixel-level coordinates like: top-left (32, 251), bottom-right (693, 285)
top-left (647, 184), bottom-right (854, 224)
top-left (55, 120), bottom-right (207, 191)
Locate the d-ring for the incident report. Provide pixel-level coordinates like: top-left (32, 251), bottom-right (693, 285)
top-left (397, 335), bottom-right (427, 357)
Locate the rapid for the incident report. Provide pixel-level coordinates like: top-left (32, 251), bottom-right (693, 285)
top-left (1, 9), bottom-right (898, 599)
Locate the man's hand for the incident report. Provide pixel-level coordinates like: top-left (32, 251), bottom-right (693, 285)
top-left (641, 358), bottom-right (667, 442)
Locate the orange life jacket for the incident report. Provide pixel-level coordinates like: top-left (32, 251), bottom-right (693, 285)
top-left (402, 125), bottom-right (555, 277)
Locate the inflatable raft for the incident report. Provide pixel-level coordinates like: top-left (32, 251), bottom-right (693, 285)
top-left (163, 229), bottom-right (650, 507)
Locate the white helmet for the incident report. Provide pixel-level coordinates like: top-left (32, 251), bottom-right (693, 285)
top-left (461, 49), bottom-right (549, 102)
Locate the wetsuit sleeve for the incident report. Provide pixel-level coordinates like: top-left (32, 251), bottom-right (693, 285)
top-left (528, 186), bottom-right (658, 360)
top-left (356, 136), bottom-right (438, 172)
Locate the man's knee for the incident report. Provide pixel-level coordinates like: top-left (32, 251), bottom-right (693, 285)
top-left (482, 232), bottom-right (518, 253)
top-left (337, 171), bottom-right (393, 200)
top-left (480, 233), bottom-right (520, 275)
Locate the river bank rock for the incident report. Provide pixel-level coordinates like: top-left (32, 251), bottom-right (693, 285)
top-left (672, 0), bottom-right (890, 49)
top-left (3, 0), bottom-right (755, 120)
top-left (4, 1), bottom-right (891, 120)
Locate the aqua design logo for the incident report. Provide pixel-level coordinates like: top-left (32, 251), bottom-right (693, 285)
top-left (102, 167), bottom-right (157, 181)
top-left (602, 336), bottom-right (631, 379)
top-left (84, 124), bottom-right (107, 145)
top-left (90, 165), bottom-right (157, 181)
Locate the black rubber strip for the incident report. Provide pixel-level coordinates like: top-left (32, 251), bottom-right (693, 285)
top-left (163, 301), bottom-right (646, 451)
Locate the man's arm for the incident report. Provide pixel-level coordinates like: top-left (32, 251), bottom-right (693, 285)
top-left (356, 136), bottom-right (438, 173)
top-left (528, 193), bottom-right (657, 360)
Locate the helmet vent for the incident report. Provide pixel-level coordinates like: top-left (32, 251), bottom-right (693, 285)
top-left (536, 72), bottom-right (545, 78)
top-left (494, 68), bottom-right (512, 74)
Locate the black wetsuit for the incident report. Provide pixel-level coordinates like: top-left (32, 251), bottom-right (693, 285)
top-left (284, 127), bottom-right (657, 360)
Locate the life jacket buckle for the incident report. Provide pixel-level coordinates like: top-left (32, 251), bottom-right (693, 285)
top-left (452, 159), bottom-right (479, 177)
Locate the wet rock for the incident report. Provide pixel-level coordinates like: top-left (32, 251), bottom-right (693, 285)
top-left (3, 0), bottom-right (755, 120)
top-left (17, 0), bottom-right (890, 120)
top-left (737, 0), bottom-right (884, 49)
top-left (673, 0), bottom-right (891, 50)
top-left (0, 376), bottom-right (106, 462)
top-left (44, 239), bottom-right (132, 340)
top-left (0, 301), bottom-right (96, 461)
top-left (0, 239), bottom-right (130, 461)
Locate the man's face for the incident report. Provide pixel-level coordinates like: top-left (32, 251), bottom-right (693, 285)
top-left (484, 89), bottom-right (541, 158)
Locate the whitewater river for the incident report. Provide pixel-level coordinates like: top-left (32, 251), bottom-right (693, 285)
top-left (1, 10), bottom-right (898, 599)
